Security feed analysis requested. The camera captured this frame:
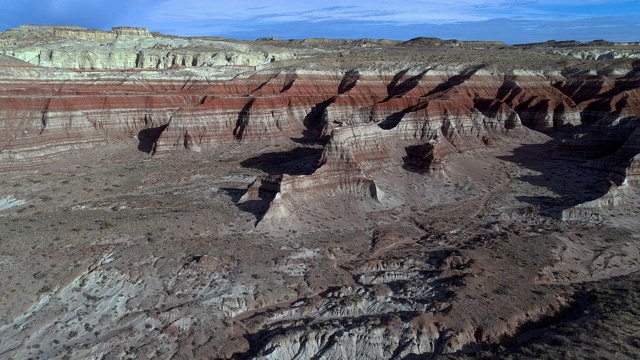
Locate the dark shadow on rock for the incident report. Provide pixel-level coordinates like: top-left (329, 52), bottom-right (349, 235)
top-left (300, 71), bottom-right (354, 140)
top-left (280, 73), bottom-right (297, 93)
top-left (234, 98), bottom-right (255, 141)
top-left (402, 144), bottom-right (434, 174)
top-left (521, 99), bottom-right (555, 131)
top-left (622, 59), bottom-right (640, 78)
top-left (338, 69), bottom-right (360, 94)
top-left (460, 274), bottom-right (640, 358)
top-left (554, 74), bottom-right (637, 125)
top-left (496, 81), bottom-right (566, 132)
top-left (473, 98), bottom-right (520, 130)
top-left (496, 79), bottom-right (521, 104)
top-left (298, 70), bottom-right (363, 141)
top-left (473, 98), bottom-right (502, 119)
top-left (239, 200), bottom-right (271, 225)
top-left (240, 147), bottom-right (322, 175)
top-left (221, 186), bottom-right (275, 223)
top-left (302, 96), bottom-right (336, 134)
top-left (378, 108), bottom-right (409, 130)
top-left (554, 117), bottom-right (634, 162)
top-left (498, 139), bottom-right (610, 218)
top-left (137, 122), bottom-right (169, 154)
top-left (424, 64), bottom-right (484, 97)
top-left (580, 88), bottom-right (635, 125)
top-left (552, 78), bottom-right (605, 104)
top-left (227, 175), bottom-right (283, 225)
top-left (221, 187), bottom-right (245, 203)
top-left (386, 68), bottom-right (409, 95)
top-left (290, 136), bottom-right (329, 146)
top-left (382, 69), bottom-right (429, 102)
top-left (250, 73), bottom-right (279, 94)
top-left (378, 101), bottom-right (428, 130)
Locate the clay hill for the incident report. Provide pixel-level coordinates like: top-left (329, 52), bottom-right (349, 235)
top-left (0, 26), bottom-right (639, 359)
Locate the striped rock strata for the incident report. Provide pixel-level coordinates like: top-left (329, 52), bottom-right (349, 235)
top-left (0, 51), bottom-right (638, 223)
top-left (0, 68), bottom-right (582, 168)
top-left (0, 25), bottom-right (300, 70)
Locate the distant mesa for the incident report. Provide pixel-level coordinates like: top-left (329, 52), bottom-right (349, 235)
top-left (111, 26), bottom-right (151, 38)
top-left (400, 36), bottom-right (507, 49)
top-left (12, 25), bottom-right (151, 41)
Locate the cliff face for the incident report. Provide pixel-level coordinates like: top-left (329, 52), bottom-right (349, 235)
top-left (1, 61), bottom-right (638, 224)
top-left (0, 26), bottom-right (301, 69)
top-left (0, 68), bottom-right (617, 167)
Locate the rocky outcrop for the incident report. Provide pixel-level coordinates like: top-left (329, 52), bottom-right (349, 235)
top-left (240, 69), bottom-right (560, 228)
top-left (112, 27), bottom-right (151, 38)
top-left (0, 195), bottom-right (26, 211)
top-left (248, 100), bottom-right (523, 228)
top-left (550, 75), bottom-right (640, 217)
top-left (0, 67), bottom-right (588, 169)
top-left (243, 66), bottom-right (639, 228)
top-left (0, 26), bottom-right (301, 69)
top-left (559, 125), bottom-right (640, 221)
top-left (0, 28), bottom-right (638, 218)
top-left (550, 48), bottom-right (640, 60)
top-left (1, 63), bottom-right (637, 225)
top-left (244, 249), bottom-right (457, 358)
top-left (561, 179), bottom-right (636, 221)
top-left (52, 27), bottom-right (117, 42)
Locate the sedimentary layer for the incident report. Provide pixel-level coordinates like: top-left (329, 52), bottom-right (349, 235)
top-left (0, 67), bottom-right (620, 166)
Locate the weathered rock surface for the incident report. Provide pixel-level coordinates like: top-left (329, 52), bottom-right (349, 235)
top-left (0, 68), bottom-right (583, 169)
top-left (0, 25), bottom-right (305, 70)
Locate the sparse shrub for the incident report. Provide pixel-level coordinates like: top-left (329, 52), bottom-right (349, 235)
top-left (98, 220), bottom-right (115, 230)
top-left (494, 284), bottom-right (513, 295)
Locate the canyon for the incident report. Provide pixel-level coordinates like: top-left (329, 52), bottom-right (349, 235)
top-left (0, 25), bottom-right (639, 359)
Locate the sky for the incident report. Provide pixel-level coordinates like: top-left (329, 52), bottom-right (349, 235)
top-left (0, 0), bottom-right (639, 44)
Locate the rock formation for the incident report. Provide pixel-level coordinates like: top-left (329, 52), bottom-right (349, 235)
top-left (0, 25), bottom-right (301, 69)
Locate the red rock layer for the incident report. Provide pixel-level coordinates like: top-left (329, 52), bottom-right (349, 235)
top-left (0, 67), bottom-right (637, 172)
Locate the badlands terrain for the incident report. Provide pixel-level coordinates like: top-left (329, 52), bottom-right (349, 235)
top-left (0, 25), bottom-right (639, 359)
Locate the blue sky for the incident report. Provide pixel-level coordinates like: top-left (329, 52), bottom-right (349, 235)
top-left (0, 0), bottom-right (638, 43)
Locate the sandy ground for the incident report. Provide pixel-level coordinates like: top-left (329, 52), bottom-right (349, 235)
top-left (0, 131), bottom-right (637, 358)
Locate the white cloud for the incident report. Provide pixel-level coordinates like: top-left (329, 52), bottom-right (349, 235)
top-left (1, 0), bottom-right (635, 42)
top-left (145, 0), bottom-right (531, 25)
top-left (144, 0), bottom-right (637, 26)
top-left (114, 0), bottom-right (640, 41)
top-left (1, 0), bottom-right (636, 32)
